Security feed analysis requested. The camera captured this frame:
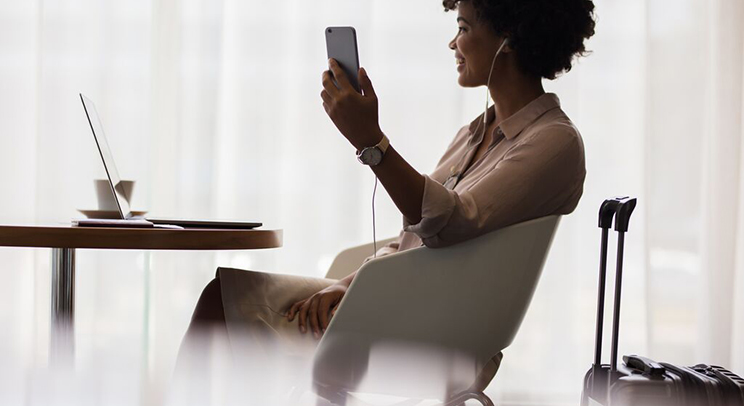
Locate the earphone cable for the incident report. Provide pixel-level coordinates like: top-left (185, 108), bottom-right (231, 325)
top-left (372, 175), bottom-right (378, 258)
top-left (449, 38), bottom-right (507, 187)
top-left (482, 38), bottom-right (507, 131)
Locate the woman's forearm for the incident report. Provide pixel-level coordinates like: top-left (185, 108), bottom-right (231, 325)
top-left (319, 62), bottom-right (425, 223)
top-left (368, 133), bottom-right (425, 225)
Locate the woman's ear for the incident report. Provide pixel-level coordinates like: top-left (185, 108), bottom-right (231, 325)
top-left (501, 38), bottom-right (513, 53)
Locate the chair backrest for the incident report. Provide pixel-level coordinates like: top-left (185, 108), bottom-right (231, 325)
top-left (319, 215), bottom-right (561, 367)
top-left (325, 237), bottom-right (398, 280)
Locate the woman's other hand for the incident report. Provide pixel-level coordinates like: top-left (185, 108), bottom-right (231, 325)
top-left (321, 59), bottom-right (384, 150)
top-left (286, 281), bottom-right (348, 339)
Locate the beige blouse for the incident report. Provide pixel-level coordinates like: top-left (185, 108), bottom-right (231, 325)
top-left (376, 92), bottom-right (586, 256)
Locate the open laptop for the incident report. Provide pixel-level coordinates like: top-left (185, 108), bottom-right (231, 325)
top-left (77, 93), bottom-right (262, 229)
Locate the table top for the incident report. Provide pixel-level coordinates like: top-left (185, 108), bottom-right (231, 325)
top-left (0, 224), bottom-right (282, 250)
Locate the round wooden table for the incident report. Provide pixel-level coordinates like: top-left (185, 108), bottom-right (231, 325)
top-left (0, 224), bottom-right (282, 362)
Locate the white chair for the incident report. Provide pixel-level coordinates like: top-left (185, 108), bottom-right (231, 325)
top-left (324, 236), bottom-right (399, 280)
top-left (312, 215), bottom-right (561, 406)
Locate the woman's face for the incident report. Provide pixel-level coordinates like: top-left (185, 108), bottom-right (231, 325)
top-left (448, 1), bottom-right (505, 88)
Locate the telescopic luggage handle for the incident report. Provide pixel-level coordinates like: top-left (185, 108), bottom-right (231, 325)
top-left (598, 197), bottom-right (624, 229)
top-left (592, 197), bottom-right (637, 376)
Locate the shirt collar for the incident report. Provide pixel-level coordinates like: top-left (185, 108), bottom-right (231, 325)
top-left (467, 93), bottom-right (561, 141)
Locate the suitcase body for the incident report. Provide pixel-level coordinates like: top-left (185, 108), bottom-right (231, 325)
top-left (580, 197), bottom-right (744, 406)
top-left (583, 359), bottom-right (744, 406)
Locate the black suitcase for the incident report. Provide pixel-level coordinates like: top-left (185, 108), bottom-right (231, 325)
top-left (581, 196), bottom-right (744, 406)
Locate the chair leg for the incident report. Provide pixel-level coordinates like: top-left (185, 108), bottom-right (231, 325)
top-left (317, 398), bottom-right (343, 406)
top-left (443, 390), bottom-right (494, 406)
top-left (316, 396), bottom-right (345, 406)
top-left (317, 391), bottom-right (426, 406)
top-left (315, 388), bottom-right (491, 406)
top-left (346, 394), bottom-right (423, 406)
top-left (315, 388), bottom-right (347, 406)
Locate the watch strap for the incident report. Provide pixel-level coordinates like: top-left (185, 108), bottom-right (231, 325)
top-left (357, 134), bottom-right (389, 156)
top-left (376, 134), bottom-right (390, 154)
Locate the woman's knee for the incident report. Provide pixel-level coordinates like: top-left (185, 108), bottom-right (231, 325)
top-left (191, 277), bottom-right (225, 324)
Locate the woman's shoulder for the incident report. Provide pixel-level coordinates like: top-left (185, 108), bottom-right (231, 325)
top-left (523, 105), bottom-right (584, 151)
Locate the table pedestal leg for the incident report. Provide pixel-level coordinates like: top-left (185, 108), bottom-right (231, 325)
top-left (51, 247), bottom-right (75, 363)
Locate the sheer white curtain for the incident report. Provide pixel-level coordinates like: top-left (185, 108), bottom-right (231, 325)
top-left (0, 0), bottom-right (743, 405)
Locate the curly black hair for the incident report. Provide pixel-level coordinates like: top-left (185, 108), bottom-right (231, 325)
top-left (443, 0), bottom-right (596, 80)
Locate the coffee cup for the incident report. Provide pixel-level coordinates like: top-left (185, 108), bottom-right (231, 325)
top-left (95, 179), bottom-right (134, 211)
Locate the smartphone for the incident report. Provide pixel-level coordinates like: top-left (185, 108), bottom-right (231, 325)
top-left (325, 26), bottom-right (361, 93)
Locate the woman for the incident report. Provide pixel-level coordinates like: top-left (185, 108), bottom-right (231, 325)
top-left (181, 0), bottom-right (595, 393)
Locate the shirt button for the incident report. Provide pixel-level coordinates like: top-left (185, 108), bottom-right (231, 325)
top-left (496, 128), bottom-right (504, 136)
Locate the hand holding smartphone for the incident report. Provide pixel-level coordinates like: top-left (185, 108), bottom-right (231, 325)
top-left (321, 26), bottom-right (383, 151)
top-left (325, 26), bottom-right (361, 93)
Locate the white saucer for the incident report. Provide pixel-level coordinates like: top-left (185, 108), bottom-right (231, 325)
top-left (77, 209), bottom-right (148, 219)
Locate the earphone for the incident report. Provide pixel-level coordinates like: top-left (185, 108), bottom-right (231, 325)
top-left (372, 175), bottom-right (379, 257)
top-left (443, 37), bottom-right (509, 190)
top-left (483, 38), bottom-right (508, 128)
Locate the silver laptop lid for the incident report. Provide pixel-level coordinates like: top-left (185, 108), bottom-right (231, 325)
top-left (80, 93), bottom-right (132, 219)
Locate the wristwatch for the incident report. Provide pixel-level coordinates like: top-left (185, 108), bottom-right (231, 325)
top-left (356, 134), bottom-right (390, 166)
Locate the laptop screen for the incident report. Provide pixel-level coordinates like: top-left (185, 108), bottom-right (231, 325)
top-left (80, 94), bottom-right (132, 219)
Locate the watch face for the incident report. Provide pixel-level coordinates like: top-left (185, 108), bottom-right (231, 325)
top-left (360, 147), bottom-right (383, 166)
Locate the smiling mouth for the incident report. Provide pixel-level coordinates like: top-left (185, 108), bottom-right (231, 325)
top-left (456, 58), bottom-right (465, 65)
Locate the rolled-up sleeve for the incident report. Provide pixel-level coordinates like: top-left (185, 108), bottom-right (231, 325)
top-left (404, 126), bottom-right (584, 248)
top-left (402, 175), bottom-right (458, 239)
